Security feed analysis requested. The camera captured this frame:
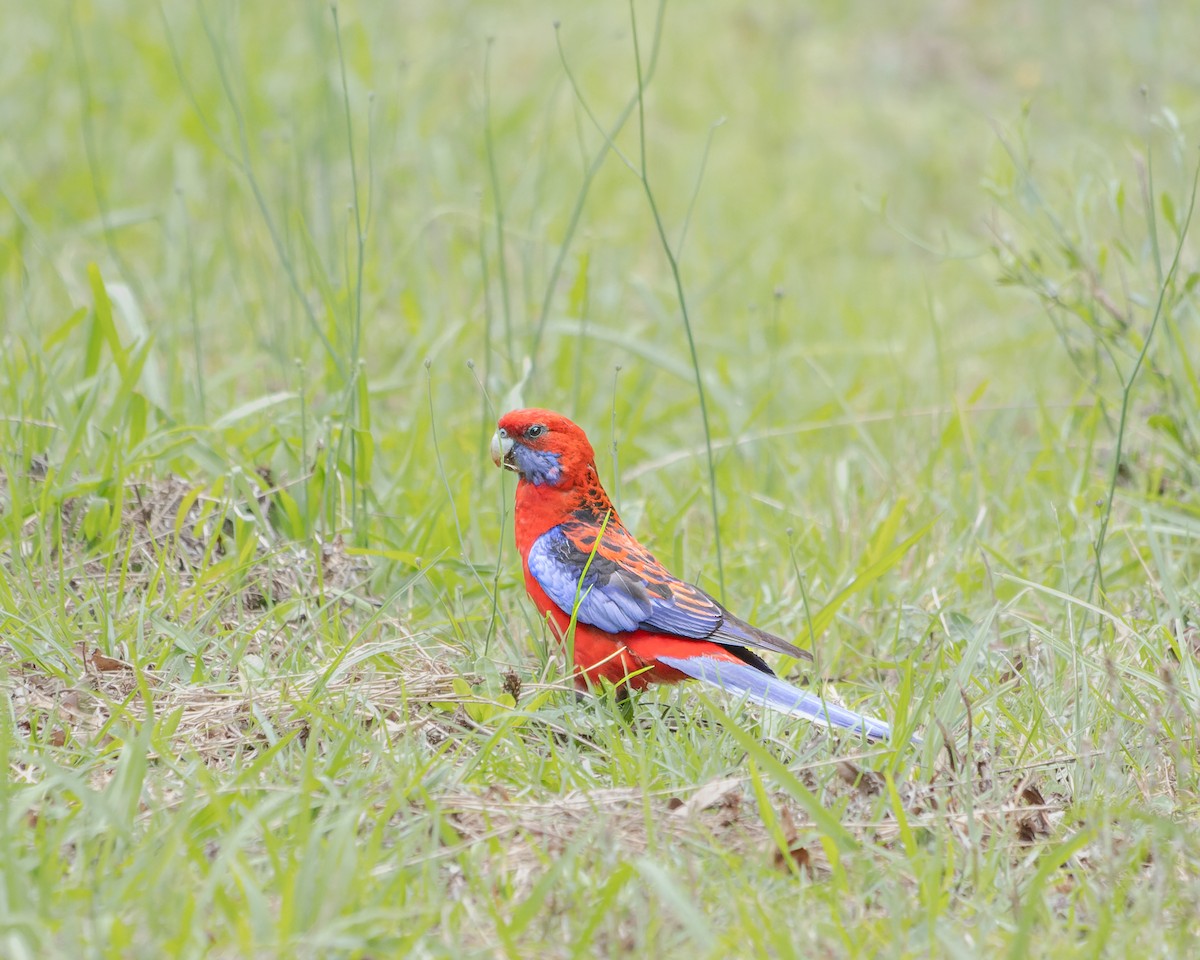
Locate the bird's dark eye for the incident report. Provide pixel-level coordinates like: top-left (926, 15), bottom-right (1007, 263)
top-left (526, 424), bottom-right (545, 439)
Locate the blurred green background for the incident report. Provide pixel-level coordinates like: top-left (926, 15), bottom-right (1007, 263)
top-left (3, 0), bottom-right (1200, 956)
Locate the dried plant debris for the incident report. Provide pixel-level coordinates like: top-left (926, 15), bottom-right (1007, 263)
top-left (385, 750), bottom-right (1079, 900)
top-left (770, 807), bottom-right (829, 879)
top-left (2, 474), bottom-right (373, 663)
top-left (668, 777), bottom-right (742, 819)
top-left (1, 474), bottom-right (452, 770)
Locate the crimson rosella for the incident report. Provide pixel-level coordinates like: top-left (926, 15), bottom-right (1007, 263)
top-left (491, 408), bottom-right (897, 740)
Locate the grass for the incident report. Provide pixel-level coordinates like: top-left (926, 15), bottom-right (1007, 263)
top-left (3, 0), bottom-right (1200, 956)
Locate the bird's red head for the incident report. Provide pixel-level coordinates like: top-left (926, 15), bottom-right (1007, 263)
top-left (491, 408), bottom-right (596, 488)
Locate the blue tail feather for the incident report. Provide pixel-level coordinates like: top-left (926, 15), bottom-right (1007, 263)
top-left (657, 655), bottom-right (900, 742)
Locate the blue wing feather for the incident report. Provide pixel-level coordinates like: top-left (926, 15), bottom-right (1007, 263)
top-left (527, 527), bottom-right (648, 633)
top-left (527, 522), bottom-right (811, 662)
top-left (527, 525), bottom-right (721, 637)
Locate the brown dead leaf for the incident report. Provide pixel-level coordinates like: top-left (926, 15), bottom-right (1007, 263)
top-left (90, 650), bottom-right (126, 672)
top-left (998, 653), bottom-right (1025, 684)
top-left (1019, 783), bottom-right (1045, 807)
top-left (74, 642), bottom-right (125, 672)
top-left (837, 760), bottom-right (884, 795)
top-left (770, 806), bottom-right (821, 878)
top-left (781, 843), bottom-right (812, 874)
top-left (1015, 779), bottom-right (1051, 843)
top-left (669, 777), bottom-right (742, 818)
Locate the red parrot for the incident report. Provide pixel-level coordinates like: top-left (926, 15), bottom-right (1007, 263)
top-left (491, 407), bottom-right (896, 740)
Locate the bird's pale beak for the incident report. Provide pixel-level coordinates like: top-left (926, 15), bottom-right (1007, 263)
top-left (491, 431), bottom-right (515, 470)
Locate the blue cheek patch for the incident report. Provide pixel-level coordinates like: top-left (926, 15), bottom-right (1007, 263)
top-left (516, 447), bottom-right (562, 486)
